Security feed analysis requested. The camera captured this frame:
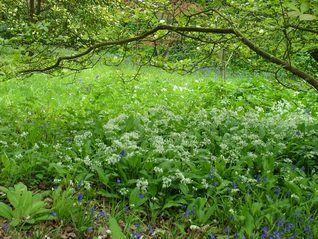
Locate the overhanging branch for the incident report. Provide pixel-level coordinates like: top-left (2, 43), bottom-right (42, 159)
top-left (20, 24), bottom-right (318, 91)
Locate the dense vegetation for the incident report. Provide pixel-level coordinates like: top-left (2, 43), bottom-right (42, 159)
top-left (0, 63), bottom-right (318, 238)
top-left (1, 0), bottom-right (318, 238)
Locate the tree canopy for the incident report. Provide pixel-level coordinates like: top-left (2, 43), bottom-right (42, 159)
top-left (1, 0), bottom-right (317, 90)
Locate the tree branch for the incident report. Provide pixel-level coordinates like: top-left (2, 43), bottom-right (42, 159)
top-left (20, 24), bottom-right (318, 91)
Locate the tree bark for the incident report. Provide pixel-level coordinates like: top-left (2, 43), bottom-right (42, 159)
top-left (29, 0), bottom-right (35, 22)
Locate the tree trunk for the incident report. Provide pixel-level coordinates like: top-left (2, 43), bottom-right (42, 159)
top-left (36, 0), bottom-right (42, 15)
top-left (29, 0), bottom-right (35, 22)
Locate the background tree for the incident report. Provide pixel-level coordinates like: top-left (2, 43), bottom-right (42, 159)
top-left (1, 0), bottom-right (317, 90)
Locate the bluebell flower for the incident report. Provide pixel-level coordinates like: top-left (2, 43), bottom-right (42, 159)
top-left (184, 208), bottom-right (190, 219)
top-left (308, 215), bottom-right (313, 223)
top-left (117, 178), bottom-right (121, 184)
top-left (275, 218), bottom-right (284, 227)
top-left (224, 226), bottom-right (231, 235)
top-left (119, 150), bottom-right (127, 158)
top-left (191, 205), bottom-right (196, 216)
top-left (207, 234), bottom-right (216, 239)
top-left (288, 234), bottom-right (297, 239)
top-left (48, 211), bottom-right (57, 217)
top-left (87, 227), bottom-right (94, 233)
top-left (272, 230), bottom-right (283, 239)
top-left (212, 181), bottom-right (219, 187)
top-left (231, 182), bottom-right (238, 189)
top-left (98, 210), bottom-right (107, 218)
top-left (91, 206), bottom-right (95, 216)
top-left (2, 222), bottom-right (10, 233)
top-left (284, 223), bottom-right (294, 232)
top-left (261, 225), bottom-right (269, 239)
top-left (131, 231), bottom-right (142, 239)
top-left (148, 224), bottom-right (154, 234)
top-left (77, 193), bottom-right (83, 203)
top-left (181, 204), bottom-right (187, 209)
top-left (274, 186), bottom-right (281, 196)
top-left (124, 205), bottom-right (129, 213)
top-left (138, 193), bottom-right (144, 199)
top-left (304, 224), bottom-right (310, 234)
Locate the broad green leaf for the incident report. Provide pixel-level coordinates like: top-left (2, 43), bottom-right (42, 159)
top-left (93, 166), bottom-right (110, 186)
top-left (299, 13), bottom-right (317, 20)
top-left (0, 202), bottom-right (13, 219)
top-left (300, 1), bottom-right (310, 13)
top-left (285, 2), bottom-right (299, 11)
top-left (162, 198), bottom-right (187, 210)
top-left (244, 212), bottom-right (255, 236)
top-left (6, 191), bottom-right (19, 209)
top-left (129, 188), bottom-right (147, 208)
top-left (287, 11), bottom-right (302, 18)
top-left (201, 205), bottom-right (216, 224)
top-left (109, 216), bottom-right (126, 239)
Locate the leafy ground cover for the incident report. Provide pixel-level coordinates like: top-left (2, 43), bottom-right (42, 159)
top-left (0, 64), bottom-right (318, 239)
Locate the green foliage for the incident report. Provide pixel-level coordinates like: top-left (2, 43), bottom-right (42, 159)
top-left (0, 64), bottom-right (318, 238)
top-left (0, 183), bottom-right (49, 227)
top-left (109, 217), bottom-right (126, 239)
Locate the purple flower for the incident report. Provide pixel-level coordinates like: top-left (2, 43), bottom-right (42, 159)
top-left (284, 223), bottom-right (294, 232)
top-left (272, 230), bottom-right (284, 239)
top-left (2, 222), bottom-right (10, 233)
top-left (119, 150), bottom-right (127, 158)
top-left (117, 178), bottom-right (121, 184)
top-left (148, 224), bottom-right (154, 234)
top-left (275, 218), bottom-right (284, 227)
top-left (124, 205), bottom-right (129, 213)
top-left (288, 234), bottom-right (297, 239)
top-left (304, 224), bottom-right (310, 234)
top-left (231, 182), bottom-right (238, 189)
top-left (87, 227), bottom-right (94, 233)
top-left (212, 181), bottom-right (219, 187)
top-left (131, 231), bottom-right (142, 239)
top-left (184, 208), bottom-right (190, 219)
top-left (48, 211), bottom-right (57, 217)
top-left (224, 226), bottom-right (231, 235)
top-left (138, 193), bottom-right (144, 199)
top-left (77, 193), bottom-right (83, 203)
top-left (98, 210), bottom-right (107, 218)
top-left (274, 186), bottom-right (281, 196)
top-left (207, 234), bottom-right (216, 239)
top-left (91, 206), bottom-right (95, 216)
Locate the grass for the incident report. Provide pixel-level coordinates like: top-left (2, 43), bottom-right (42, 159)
top-left (0, 63), bottom-right (318, 239)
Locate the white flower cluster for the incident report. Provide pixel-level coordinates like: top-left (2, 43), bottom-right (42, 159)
top-left (136, 178), bottom-right (148, 192)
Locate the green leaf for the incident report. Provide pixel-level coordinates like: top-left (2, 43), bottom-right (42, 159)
top-left (6, 191), bottom-right (19, 209)
top-left (179, 184), bottom-right (189, 195)
top-left (162, 198), bottom-right (187, 210)
top-left (129, 188), bottom-right (147, 208)
top-left (300, 1), bottom-right (310, 13)
top-left (93, 166), bottom-right (110, 186)
top-left (10, 218), bottom-right (21, 227)
top-left (287, 11), bottom-right (302, 18)
top-left (299, 13), bottom-right (317, 20)
top-left (0, 202), bottom-right (13, 219)
top-left (285, 2), bottom-right (299, 11)
top-left (244, 212), bottom-right (255, 236)
top-left (109, 217), bottom-right (126, 239)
